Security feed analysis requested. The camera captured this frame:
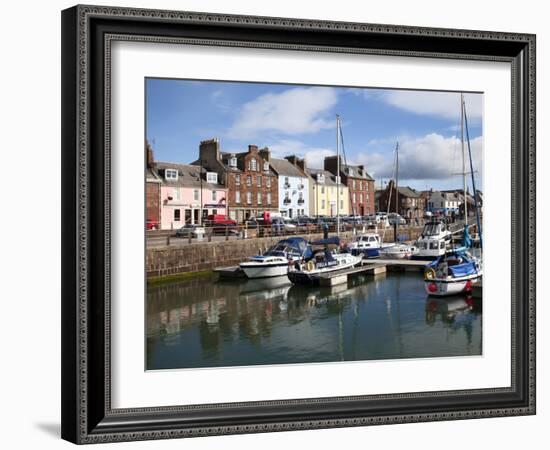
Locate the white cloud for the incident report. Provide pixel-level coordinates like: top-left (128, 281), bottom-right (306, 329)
top-left (349, 88), bottom-right (482, 122)
top-left (228, 87), bottom-right (337, 138)
top-left (267, 139), bottom-right (334, 170)
top-left (356, 133), bottom-right (483, 183)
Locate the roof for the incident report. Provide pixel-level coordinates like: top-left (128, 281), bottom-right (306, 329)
top-left (145, 167), bottom-right (161, 182)
top-left (154, 162), bottom-right (225, 189)
top-left (397, 186), bottom-right (422, 198)
top-left (269, 158), bottom-right (307, 178)
top-left (305, 168), bottom-right (340, 187)
top-left (343, 165), bottom-right (374, 181)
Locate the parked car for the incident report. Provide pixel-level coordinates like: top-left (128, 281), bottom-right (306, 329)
top-left (388, 213), bottom-right (406, 225)
top-left (146, 219), bottom-right (159, 230)
top-left (204, 214), bottom-right (238, 235)
top-left (271, 217), bottom-right (297, 233)
top-left (175, 224), bottom-right (205, 238)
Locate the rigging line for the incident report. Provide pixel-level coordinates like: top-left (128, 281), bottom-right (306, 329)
top-left (338, 118), bottom-right (355, 217)
top-left (463, 100), bottom-right (483, 249)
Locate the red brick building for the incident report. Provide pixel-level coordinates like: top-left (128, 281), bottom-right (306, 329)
top-left (145, 142), bottom-right (161, 229)
top-left (324, 156), bottom-right (375, 216)
top-left (194, 139), bottom-right (278, 222)
top-left (378, 180), bottom-right (426, 222)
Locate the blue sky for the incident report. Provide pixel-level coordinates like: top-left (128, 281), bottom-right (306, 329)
top-left (146, 78), bottom-right (483, 191)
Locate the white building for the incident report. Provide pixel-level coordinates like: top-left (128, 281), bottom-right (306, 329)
top-left (427, 190), bottom-right (462, 216)
top-left (269, 156), bottom-right (310, 218)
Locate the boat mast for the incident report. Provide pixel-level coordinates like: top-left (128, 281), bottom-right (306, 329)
top-left (395, 141), bottom-right (399, 242)
top-left (463, 98), bottom-right (483, 249)
top-left (336, 114), bottom-right (340, 237)
top-left (461, 93), bottom-right (468, 224)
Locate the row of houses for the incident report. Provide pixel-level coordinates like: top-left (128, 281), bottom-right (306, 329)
top-left (375, 180), bottom-right (483, 221)
top-left (146, 139), bottom-right (376, 230)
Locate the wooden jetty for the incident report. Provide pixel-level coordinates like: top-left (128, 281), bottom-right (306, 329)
top-left (214, 259), bottom-right (431, 286)
top-left (317, 259), bottom-right (431, 287)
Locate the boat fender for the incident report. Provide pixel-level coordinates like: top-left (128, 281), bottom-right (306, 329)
top-left (424, 268), bottom-right (436, 280)
top-left (306, 260), bottom-right (315, 272)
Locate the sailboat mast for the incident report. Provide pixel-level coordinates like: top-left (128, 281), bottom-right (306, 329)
top-left (336, 114), bottom-right (340, 237)
top-left (461, 93), bottom-right (468, 223)
top-left (395, 141), bottom-right (399, 216)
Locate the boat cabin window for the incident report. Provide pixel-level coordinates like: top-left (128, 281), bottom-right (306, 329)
top-left (440, 241), bottom-right (446, 249)
top-left (369, 236), bottom-right (377, 242)
top-left (430, 242), bottom-right (439, 250)
top-left (423, 223), bottom-right (443, 236)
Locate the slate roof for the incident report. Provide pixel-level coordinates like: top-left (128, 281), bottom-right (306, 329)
top-left (154, 162), bottom-right (225, 189)
top-left (396, 186), bottom-right (422, 198)
top-left (306, 168), bottom-right (340, 187)
top-left (343, 165), bottom-right (374, 181)
top-left (269, 158), bottom-right (307, 178)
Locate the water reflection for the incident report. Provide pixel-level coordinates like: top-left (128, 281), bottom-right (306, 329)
top-left (147, 273), bottom-right (482, 370)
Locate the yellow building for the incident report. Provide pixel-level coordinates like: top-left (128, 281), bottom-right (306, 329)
top-left (306, 169), bottom-right (349, 217)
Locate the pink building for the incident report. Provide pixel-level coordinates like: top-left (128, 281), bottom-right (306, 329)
top-left (155, 162), bottom-right (228, 230)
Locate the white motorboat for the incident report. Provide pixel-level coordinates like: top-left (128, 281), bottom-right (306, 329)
top-left (239, 255), bottom-right (292, 279)
top-left (424, 249), bottom-right (482, 297)
top-left (348, 232), bottom-right (395, 258)
top-left (412, 220), bottom-right (452, 260)
top-left (287, 237), bottom-right (362, 284)
top-left (239, 237), bottom-right (312, 279)
top-left (378, 243), bottom-right (418, 260)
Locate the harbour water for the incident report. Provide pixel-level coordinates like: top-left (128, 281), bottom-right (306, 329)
top-left (146, 273), bottom-right (482, 370)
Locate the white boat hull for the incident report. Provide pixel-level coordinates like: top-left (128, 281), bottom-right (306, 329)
top-left (424, 275), bottom-right (481, 297)
top-left (240, 262), bottom-right (289, 279)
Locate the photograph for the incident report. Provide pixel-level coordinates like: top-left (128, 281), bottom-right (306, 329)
top-left (145, 79), bottom-right (484, 370)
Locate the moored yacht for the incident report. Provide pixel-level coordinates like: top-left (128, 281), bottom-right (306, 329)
top-left (424, 249), bottom-right (482, 296)
top-left (287, 237), bottom-right (362, 284)
top-left (411, 220), bottom-right (451, 260)
top-left (239, 237), bottom-right (312, 279)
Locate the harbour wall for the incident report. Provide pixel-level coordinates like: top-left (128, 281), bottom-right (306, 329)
top-left (146, 226), bottom-right (426, 279)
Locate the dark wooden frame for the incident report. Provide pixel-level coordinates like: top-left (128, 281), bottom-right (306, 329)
top-left (61, 4), bottom-right (536, 444)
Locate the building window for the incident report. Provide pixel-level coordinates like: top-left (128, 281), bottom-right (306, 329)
top-left (235, 174), bottom-right (240, 185)
top-left (175, 188), bottom-right (180, 201)
top-left (321, 186), bottom-right (325, 194)
top-left (267, 192), bottom-right (271, 204)
top-left (257, 176), bottom-right (262, 187)
top-left (353, 193), bottom-right (356, 203)
top-left (165, 169), bottom-right (178, 180)
top-left (212, 190), bottom-right (217, 201)
top-left (284, 177), bottom-right (290, 188)
top-left (263, 161), bottom-right (269, 171)
top-left (251, 159), bottom-right (257, 171)
top-left (193, 189), bottom-right (199, 201)
top-left (321, 199), bottom-right (325, 209)
top-left (236, 191), bottom-right (241, 204)
top-left (359, 193), bottom-right (363, 204)
top-left (352, 180), bottom-right (356, 190)
top-left (246, 175), bottom-right (252, 186)
top-left (206, 172), bottom-right (218, 184)
top-left (257, 192), bottom-right (262, 204)
top-left (174, 209), bottom-right (180, 221)
top-left (229, 157), bottom-right (237, 167)
top-left (246, 192), bottom-right (252, 204)
top-left (366, 183), bottom-right (369, 192)
top-left (266, 177), bottom-right (271, 188)
top-left (340, 200), bottom-right (344, 209)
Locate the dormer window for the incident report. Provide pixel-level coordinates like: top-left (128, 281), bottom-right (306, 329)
top-left (316, 173), bottom-right (325, 183)
top-left (229, 157), bottom-right (237, 167)
top-left (206, 172), bottom-right (218, 184)
top-left (263, 161), bottom-right (269, 172)
top-left (165, 169), bottom-right (178, 181)
top-left (348, 168), bottom-right (354, 176)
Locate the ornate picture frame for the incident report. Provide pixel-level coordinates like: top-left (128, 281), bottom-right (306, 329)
top-left (61, 5), bottom-right (535, 444)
